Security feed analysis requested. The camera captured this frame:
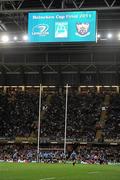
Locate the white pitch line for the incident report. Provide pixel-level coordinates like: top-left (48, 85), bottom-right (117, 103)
top-left (88, 171), bottom-right (99, 174)
top-left (40, 177), bottom-right (56, 180)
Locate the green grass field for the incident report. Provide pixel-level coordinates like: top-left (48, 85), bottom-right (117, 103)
top-left (0, 163), bottom-right (120, 180)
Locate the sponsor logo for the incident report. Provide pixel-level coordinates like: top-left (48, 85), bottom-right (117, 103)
top-left (32, 24), bottom-right (49, 36)
top-left (76, 23), bottom-right (90, 37)
top-left (55, 22), bottom-right (68, 38)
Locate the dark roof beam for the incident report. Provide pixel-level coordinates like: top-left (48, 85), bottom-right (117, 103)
top-left (0, 20), bottom-right (7, 31)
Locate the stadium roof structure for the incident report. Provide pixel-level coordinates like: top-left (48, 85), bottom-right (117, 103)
top-left (0, 0), bottom-right (120, 86)
top-left (0, 0), bottom-right (120, 32)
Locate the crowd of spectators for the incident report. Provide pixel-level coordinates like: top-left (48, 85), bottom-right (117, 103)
top-left (1, 89), bottom-right (120, 142)
top-left (0, 90), bottom-right (39, 138)
top-left (0, 144), bottom-right (119, 163)
top-left (0, 89), bottom-right (120, 164)
top-left (0, 89), bottom-right (104, 141)
top-left (78, 145), bottom-right (120, 163)
top-left (103, 94), bottom-right (120, 140)
top-left (42, 93), bottom-right (103, 141)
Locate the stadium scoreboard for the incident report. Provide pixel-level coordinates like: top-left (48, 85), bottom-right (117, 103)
top-left (28, 11), bottom-right (97, 43)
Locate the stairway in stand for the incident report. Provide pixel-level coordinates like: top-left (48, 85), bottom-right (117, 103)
top-left (95, 94), bottom-right (110, 142)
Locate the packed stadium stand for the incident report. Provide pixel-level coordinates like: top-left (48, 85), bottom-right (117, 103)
top-left (0, 143), bottom-right (120, 163)
top-left (41, 92), bottom-right (103, 141)
top-left (0, 89), bottom-right (104, 141)
top-left (104, 94), bottom-right (120, 140)
top-left (0, 87), bottom-right (120, 163)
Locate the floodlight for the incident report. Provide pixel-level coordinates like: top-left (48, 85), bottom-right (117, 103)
top-left (13, 36), bottom-right (18, 41)
top-left (97, 34), bottom-right (101, 38)
top-left (107, 33), bottom-right (112, 39)
top-left (23, 35), bottom-right (28, 41)
top-left (1, 35), bottom-right (9, 43)
top-left (118, 33), bottom-right (120, 40)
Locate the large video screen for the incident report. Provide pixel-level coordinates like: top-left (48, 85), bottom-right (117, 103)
top-left (28, 11), bottom-right (97, 43)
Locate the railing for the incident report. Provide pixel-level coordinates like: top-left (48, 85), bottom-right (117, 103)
top-left (0, 136), bottom-right (120, 144)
